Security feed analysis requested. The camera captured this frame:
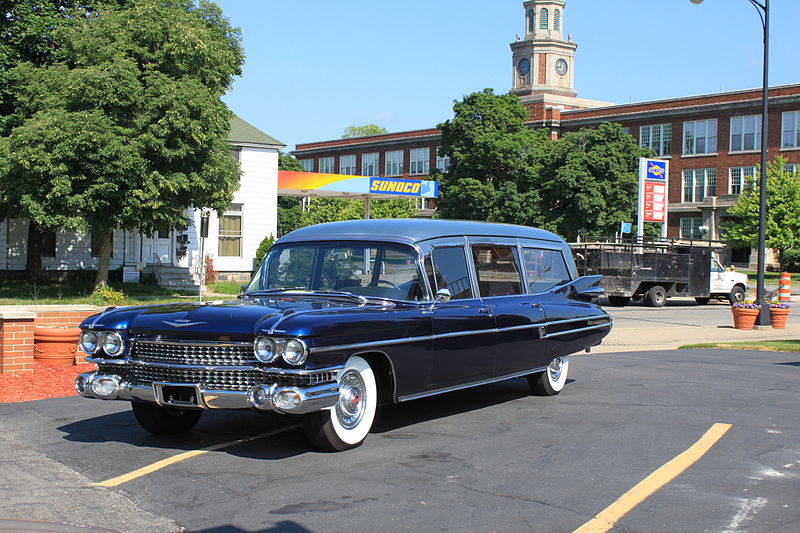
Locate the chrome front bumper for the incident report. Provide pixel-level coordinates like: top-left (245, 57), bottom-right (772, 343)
top-left (75, 372), bottom-right (340, 415)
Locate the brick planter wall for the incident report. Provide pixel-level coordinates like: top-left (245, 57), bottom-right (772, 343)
top-left (0, 306), bottom-right (101, 375)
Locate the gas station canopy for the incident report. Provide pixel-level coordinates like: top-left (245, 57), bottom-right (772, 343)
top-left (278, 171), bottom-right (438, 200)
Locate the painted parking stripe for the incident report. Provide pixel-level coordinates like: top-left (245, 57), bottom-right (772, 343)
top-left (93, 425), bottom-right (302, 488)
top-left (573, 422), bottom-right (733, 533)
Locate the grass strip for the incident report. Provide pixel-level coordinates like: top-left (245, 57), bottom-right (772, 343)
top-left (679, 340), bottom-right (800, 352)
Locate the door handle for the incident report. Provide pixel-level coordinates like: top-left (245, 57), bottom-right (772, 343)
top-left (479, 308), bottom-right (492, 314)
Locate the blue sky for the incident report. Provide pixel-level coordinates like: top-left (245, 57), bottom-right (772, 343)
top-left (213, 0), bottom-right (800, 151)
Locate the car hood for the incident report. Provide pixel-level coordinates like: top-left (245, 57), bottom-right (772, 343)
top-left (81, 297), bottom-right (374, 340)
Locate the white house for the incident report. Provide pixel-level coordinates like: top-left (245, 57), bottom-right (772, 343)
top-left (0, 116), bottom-right (283, 288)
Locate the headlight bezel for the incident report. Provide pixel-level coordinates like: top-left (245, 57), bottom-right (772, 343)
top-left (79, 330), bottom-right (127, 357)
top-left (282, 338), bottom-right (308, 366)
top-left (101, 331), bottom-right (125, 357)
top-left (254, 336), bottom-right (278, 363)
top-left (252, 336), bottom-right (308, 366)
top-left (79, 330), bottom-right (99, 354)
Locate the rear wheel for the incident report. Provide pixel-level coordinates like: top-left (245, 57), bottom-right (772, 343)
top-left (131, 402), bottom-right (202, 435)
top-left (695, 297), bottom-right (711, 305)
top-left (728, 285), bottom-right (746, 305)
top-left (528, 357), bottom-right (569, 396)
top-left (644, 285), bottom-right (667, 307)
top-left (304, 356), bottom-right (377, 452)
top-left (607, 296), bottom-right (631, 306)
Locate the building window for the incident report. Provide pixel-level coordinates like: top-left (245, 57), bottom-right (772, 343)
top-left (361, 152), bottom-right (379, 176)
top-left (339, 154), bottom-right (356, 175)
top-left (782, 111), bottom-right (800, 149)
top-left (318, 157), bottom-right (334, 174)
top-left (539, 8), bottom-right (548, 29)
top-left (729, 166), bottom-right (756, 195)
top-left (300, 159), bottom-right (314, 172)
top-left (683, 119), bottom-right (717, 155)
top-left (730, 115), bottom-right (761, 152)
top-left (409, 148), bottom-right (430, 175)
top-left (436, 151), bottom-right (451, 173)
top-left (527, 9), bottom-right (534, 32)
top-left (219, 204), bottom-right (243, 257)
top-left (786, 163), bottom-right (798, 174)
top-left (554, 9), bottom-right (561, 31)
top-left (639, 124), bottom-right (672, 157)
top-left (680, 218), bottom-right (704, 240)
top-left (231, 148), bottom-right (241, 162)
top-left (42, 230), bottom-right (56, 258)
top-left (385, 150), bottom-right (403, 176)
top-left (682, 168), bottom-right (717, 202)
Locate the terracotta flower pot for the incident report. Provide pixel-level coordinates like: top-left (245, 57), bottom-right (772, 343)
top-left (731, 307), bottom-right (760, 330)
top-left (33, 327), bottom-right (81, 366)
top-left (769, 307), bottom-right (791, 329)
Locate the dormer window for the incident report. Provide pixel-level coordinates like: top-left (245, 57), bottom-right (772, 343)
top-left (539, 8), bottom-right (549, 30)
top-left (527, 9), bottom-right (535, 33)
top-left (554, 9), bottom-right (561, 31)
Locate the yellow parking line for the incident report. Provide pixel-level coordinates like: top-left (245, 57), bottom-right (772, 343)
top-left (93, 425), bottom-right (301, 488)
top-left (573, 422), bottom-right (733, 533)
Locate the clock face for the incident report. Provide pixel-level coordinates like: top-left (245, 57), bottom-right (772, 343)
top-left (517, 58), bottom-right (531, 76)
top-left (555, 58), bottom-right (568, 76)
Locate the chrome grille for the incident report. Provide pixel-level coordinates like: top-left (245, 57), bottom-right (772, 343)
top-left (263, 371), bottom-right (339, 387)
top-left (132, 340), bottom-right (257, 366)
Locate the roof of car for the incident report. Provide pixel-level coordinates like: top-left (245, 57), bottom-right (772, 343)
top-left (276, 219), bottom-right (564, 246)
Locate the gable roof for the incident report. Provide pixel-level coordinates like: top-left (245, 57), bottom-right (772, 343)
top-left (228, 115), bottom-right (285, 147)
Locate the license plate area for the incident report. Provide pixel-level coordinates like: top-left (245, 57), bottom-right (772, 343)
top-left (154, 383), bottom-right (200, 407)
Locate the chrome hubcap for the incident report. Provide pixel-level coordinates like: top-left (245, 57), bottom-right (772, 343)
top-left (548, 357), bottom-right (564, 383)
top-left (336, 369), bottom-right (366, 430)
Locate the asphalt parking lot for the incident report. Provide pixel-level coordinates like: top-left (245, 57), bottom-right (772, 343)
top-left (1, 340), bottom-right (799, 532)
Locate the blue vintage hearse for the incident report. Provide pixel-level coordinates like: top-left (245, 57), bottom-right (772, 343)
top-left (76, 219), bottom-right (611, 451)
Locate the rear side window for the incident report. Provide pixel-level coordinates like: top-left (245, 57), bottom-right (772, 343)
top-left (471, 246), bottom-right (523, 297)
top-left (429, 247), bottom-right (474, 299)
top-left (523, 248), bottom-right (571, 293)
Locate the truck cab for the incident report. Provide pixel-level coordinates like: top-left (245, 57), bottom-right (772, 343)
top-left (703, 259), bottom-right (749, 305)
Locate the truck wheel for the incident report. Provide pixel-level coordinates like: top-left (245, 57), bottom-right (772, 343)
top-left (644, 285), bottom-right (667, 307)
top-left (607, 296), bottom-right (631, 306)
top-left (304, 356), bottom-right (377, 452)
top-left (131, 402), bottom-right (202, 435)
top-left (728, 285), bottom-right (746, 305)
top-left (695, 297), bottom-right (711, 305)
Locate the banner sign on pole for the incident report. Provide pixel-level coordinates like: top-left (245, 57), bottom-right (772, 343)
top-left (637, 158), bottom-right (670, 238)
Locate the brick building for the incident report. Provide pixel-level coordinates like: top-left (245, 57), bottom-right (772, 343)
top-left (292, 0), bottom-right (800, 266)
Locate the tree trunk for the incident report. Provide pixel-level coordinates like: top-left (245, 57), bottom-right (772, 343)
top-left (25, 221), bottom-right (43, 282)
top-left (93, 231), bottom-right (113, 290)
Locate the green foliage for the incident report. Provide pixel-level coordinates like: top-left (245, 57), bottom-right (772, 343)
top-left (725, 158), bottom-right (800, 269)
top-left (299, 198), bottom-right (417, 227)
top-left (278, 151), bottom-right (305, 171)
top-left (255, 234), bottom-right (275, 265)
top-left (342, 124), bottom-right (388, 138)
top-left (88, 282), bottom-right (126, 305)
top-left (0, 0), bottom-right (244, 287)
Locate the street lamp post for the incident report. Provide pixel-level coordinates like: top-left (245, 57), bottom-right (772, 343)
top-left (690, 0), bottom-right (770, 326)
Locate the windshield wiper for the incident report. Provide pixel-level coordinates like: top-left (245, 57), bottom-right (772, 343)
top-left (243, 288), bottom-right (368, 304)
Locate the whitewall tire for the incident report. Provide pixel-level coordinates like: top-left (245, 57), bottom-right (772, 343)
top-left (304, 356), bottom-right (377, 451)
top-left (528, 357), bottom-right (569, 396)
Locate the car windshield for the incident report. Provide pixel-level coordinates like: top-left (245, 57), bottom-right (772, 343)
top-left (246, 242), bottom-right (427, 301)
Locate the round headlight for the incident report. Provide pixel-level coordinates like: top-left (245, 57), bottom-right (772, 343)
top-left (91, 376), bottom-right (119, 398)
top-left (79, 331), bottom-right (98, 354)
top-left (102, 331), bottom-right (125, 356)
top-left (273, 389), bottom-right (302, 410)
top-left (282, 339), bottom-right (307, 366)
top-left (254, 337), bottom-right (277, 362)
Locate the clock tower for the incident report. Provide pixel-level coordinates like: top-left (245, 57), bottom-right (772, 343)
top-left (510, 0), bottom-right (577, 98)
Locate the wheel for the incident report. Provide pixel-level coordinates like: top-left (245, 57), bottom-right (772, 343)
top-left (528, 357), bottom-right (569, 396)
top-left (607, 296), bottom-right (631, 306)
top-left (728, 285), bottom-right (746, 305)
top-left (695, 297), bottom-right (711, 305)
top-left (304, 356), bottom-right (377, 451)
top-left (644, 285), bottom-right (667, 307)
top-left (131, 402), bottom-right (202, 435)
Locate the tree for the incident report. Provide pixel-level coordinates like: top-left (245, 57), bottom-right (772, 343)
top-left (342, 124), bottom-right (388, 139)
top-left (0, 0), bottom-right (244, 288)
top-left (724, 158), bottom-right (800, 269)
top-left (537, 122), bottom-right (652, 239)
top-left (277, 152), bottom-right (305, 235)
top-left (300, 198), bottom-right (417, 227)
top-left (435, 88), bottom-right (547, 225)
top-left (278, 151), bottom-right (305, 172)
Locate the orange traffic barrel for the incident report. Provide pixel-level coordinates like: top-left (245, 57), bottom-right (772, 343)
top-left (778, 272), bottom-right (792, 302)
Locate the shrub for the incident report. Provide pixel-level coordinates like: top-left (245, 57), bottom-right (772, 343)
top-left (254, 234), bottom-right (275, 268)
top-left (89, 283), bottom-right (126, 306)
top-left (204, 254), bottom-right (217, 284)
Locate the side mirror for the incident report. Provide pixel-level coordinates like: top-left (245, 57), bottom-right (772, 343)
top-left (435, 288), bottom-right (452, 303)
top-left (239, 284), bottom-right (248, 296)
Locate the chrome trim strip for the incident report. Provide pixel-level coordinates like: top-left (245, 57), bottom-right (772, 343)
top-left (89, 357), bottom-right (343, 376)
top-left (546, 316), bottom-right (608, 327)
top-left (398, 366), bottom-right (549, 402)
top-left (544, 323), bottom-right (612, 339)
top-left (497, 323), bottom-right (542, 333)
top-left (135, 339), bottom-right (253, 347)
top-left (310, 335), bottom-right (436, 354)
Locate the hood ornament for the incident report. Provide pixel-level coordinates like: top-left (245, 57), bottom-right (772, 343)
top-left (162, 320), bottom-right (207, 328)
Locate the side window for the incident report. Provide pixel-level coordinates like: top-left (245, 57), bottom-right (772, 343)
top-left (430, 247), bottom-right (474, 300)
top-left (523, 248), bottom-right (571, 293)
top-left (471, 246), bottom-right (522, 297)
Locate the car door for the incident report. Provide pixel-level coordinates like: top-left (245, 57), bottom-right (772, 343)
top-left (469, 242), bottom-right (548, 377)
top-left (709, 259), bottom-right (726, 292)
top-left (427, 244), bottom-right (497, 388)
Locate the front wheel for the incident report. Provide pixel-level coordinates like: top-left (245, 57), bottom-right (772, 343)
top-left (728, 285), bottom-right (746, 305)
top-left (528, 357), bottom-right (569, 396)
top-left (131, 402), bottom-right (202, 435)
top-left (304, 356), bottom-right (377, 451)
